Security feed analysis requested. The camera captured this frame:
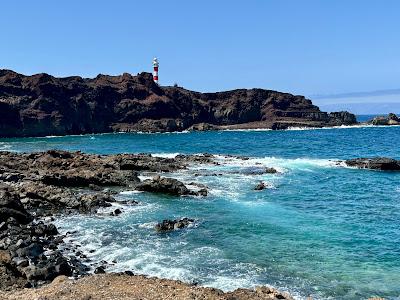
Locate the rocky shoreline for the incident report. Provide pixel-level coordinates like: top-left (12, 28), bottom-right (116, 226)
top-left (1, 150), bottom-right (398, 299)
top-left (0, 150), bottom-right (295, 300)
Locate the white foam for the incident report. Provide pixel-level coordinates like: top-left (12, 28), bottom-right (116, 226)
top-left (138, 222), bottom-right (157, 229)
top-left (220, 124), bottom-right (399, 132)
top-left (119, 190), bottom-right (143, 195)
top-left (138, 175), bottom-right (152, 181)
top-left (151, 152), bottom-right (180, 158)
top-left (213, 154), bottom-right (340, 171)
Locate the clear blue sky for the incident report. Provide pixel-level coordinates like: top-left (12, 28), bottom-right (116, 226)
top-left (1, 0), bottom-right (400, 97)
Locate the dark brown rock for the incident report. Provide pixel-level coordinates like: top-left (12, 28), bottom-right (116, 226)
top-left (0, 69), bottom-right (357, 137)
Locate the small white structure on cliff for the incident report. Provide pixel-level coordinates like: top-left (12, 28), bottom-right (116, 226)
top-left (152, 57), bottom-right (159, 84)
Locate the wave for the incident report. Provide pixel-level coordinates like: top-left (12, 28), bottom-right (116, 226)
top-left (212, 154), bottom-right (341, 172)
top-left (151, 152), bottom-right (180, 158)
top-left (219, 124), bottom-right (400, 132)
top-left (119, 190), bottom-right (143, 195)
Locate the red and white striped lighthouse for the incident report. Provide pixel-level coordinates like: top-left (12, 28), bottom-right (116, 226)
top-left (152, 57), bottom-right (159, 84)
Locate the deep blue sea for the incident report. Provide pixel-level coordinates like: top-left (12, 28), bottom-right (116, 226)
top-left (1, 124), bottom-right (399, 299)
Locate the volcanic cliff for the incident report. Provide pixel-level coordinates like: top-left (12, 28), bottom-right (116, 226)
top-left (0, 70), bottom-right (356, 137)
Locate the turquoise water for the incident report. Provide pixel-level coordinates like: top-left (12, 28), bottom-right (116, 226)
top-left (1, 126), bottom-right (400, 299)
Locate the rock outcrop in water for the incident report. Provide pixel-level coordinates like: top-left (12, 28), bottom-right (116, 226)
top-left (155, 218), bottom-right (195, 232)
top-left (345, 157), bottom-right (400, 171)
top-left (0, 69), bottom-right (357, 137)
top-left (136, 175), bottom-right (206, 196)
top-left (368, 113), bottom-right (400, 126)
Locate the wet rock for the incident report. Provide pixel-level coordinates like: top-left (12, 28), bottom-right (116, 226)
top-left (345, 157), bottom-right (400, 171)
top-left (254, 182), bottom-right (266, 190)
top-left (124, 270), bottom-right (134, 276)
top-left (78, 193), bottom-right (115, 213)
top-left (197, 188), bottom-right (208, 197)
top-left (265, 167), bottom-right (278, 174)
top-left (155, 218), bottom-right (195, 232)
top-left (233, 166), bottom-right (278, 175)
top-left (136, 176), bottom-right (192, 196)
top-left (94, 266), bottom-right (106, 274)
top-left (114, 208), bottom-right (122, 216)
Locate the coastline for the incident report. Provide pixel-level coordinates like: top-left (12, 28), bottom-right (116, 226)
top-left (1, 122), bottom-right (399, 142)
top-left (0, 150), bottom-right (295, 300)
top-left (1, 145), bottom-right (398, 298)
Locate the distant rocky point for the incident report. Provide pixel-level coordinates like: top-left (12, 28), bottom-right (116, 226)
top-left (0, 69), bottom-right (357, 137)
top-left (368, 113), bottom-right (400, 126)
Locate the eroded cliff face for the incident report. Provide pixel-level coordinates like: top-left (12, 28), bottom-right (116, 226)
top-left (0, 70), bottom-right (357, 137)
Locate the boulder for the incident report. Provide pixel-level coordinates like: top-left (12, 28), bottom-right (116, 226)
top-left (94, 266), bottom-right (106, 274)
top-left (265, 167), bottom-right (278, 174)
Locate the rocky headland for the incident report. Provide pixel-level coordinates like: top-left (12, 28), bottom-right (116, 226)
top-left (0, 69), bottom-right (357, 137)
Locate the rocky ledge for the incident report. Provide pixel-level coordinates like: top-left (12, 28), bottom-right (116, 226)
top-left (0, 273), bottom-right (293, 300)
top-left (344, 157), bottom-right (400, 171)
top-left (0, 69), bottom-right (357, 137)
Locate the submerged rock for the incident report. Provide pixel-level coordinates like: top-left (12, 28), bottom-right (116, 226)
top-left (155, 218), bottom-right (195, 232)
top-left (345, 157), bottom-right (400, 171)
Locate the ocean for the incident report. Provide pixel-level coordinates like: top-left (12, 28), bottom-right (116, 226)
top-left (1, 125), bottom-right (399, 299)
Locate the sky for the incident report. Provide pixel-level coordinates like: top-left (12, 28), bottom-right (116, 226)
top-left (1, 1), bottom-right (400, 112)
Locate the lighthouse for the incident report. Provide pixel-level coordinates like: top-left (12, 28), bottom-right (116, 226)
top-left (152, 57), bottom-right (159, 84)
